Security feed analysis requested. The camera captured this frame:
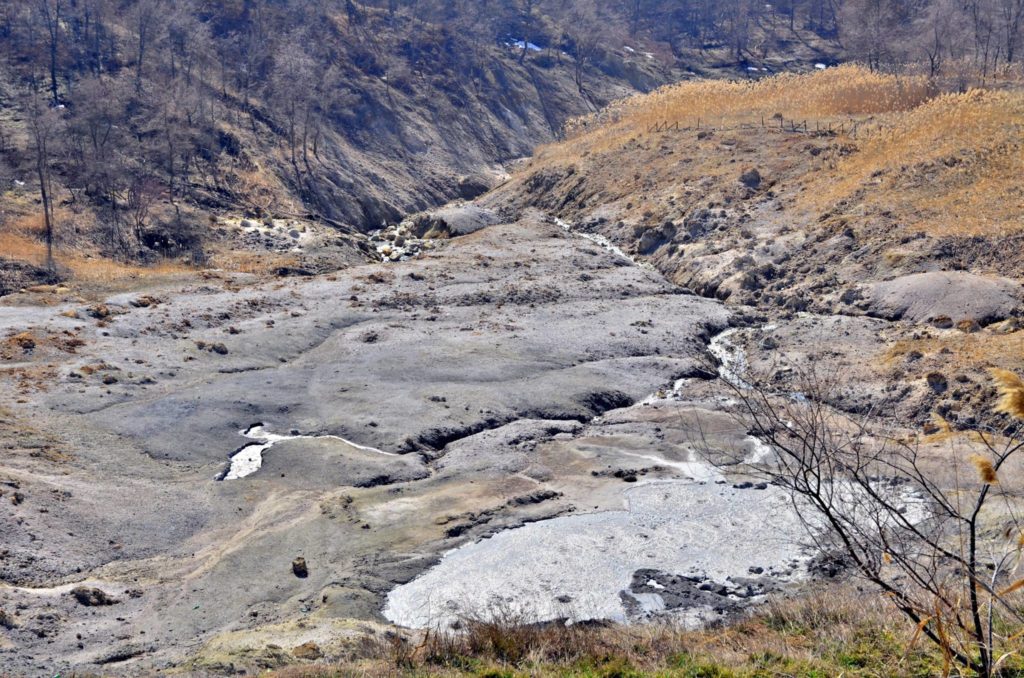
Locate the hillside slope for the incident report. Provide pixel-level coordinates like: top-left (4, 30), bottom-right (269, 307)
top-left (0, 0), bottom-right (850, 292)
top-left (489, 66), bottom-right (1024, 426)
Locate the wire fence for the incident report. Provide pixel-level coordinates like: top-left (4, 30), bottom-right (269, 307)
top-left (645, 116), bottom-right (879, 139)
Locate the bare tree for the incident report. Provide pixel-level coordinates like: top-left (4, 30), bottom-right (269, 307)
top-left (564, 1), bottom-right (604, 107)
top-left (125, 176), bottom-right (160, 245)
top-left (916, 0), bottom-right (969, 78)
top-left (35, 0), bottom-right (63, 106)
top-left (698, 357), bottom-right (1024, 678)
top-left (26, 96), bottom-right (62, 274)
top-left (270, 40), bottom-right (317, 190)
top-left (132, 0), bottom-right (161, 92)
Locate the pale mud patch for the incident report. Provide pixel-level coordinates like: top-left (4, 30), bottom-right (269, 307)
top-left (383, 471), bottom-right (930, 631)
top-left (383, 476), bottom-right (813, 630)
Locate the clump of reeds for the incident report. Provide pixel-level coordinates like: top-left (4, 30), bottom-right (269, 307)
top-left (970, 454), bottom-right (999, 484)
top-left (991, 368), bottom-right (1024, 421)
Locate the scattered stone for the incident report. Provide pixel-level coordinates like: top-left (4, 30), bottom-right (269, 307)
top-left (11, 332), bottom-right (36, 351)
top-left (739, 168), bottom-right (762, 189)
top-left (71, 587), bottom-right (120, 607)
top-left (292, 641), bottom-right (323, 660)
top-left (926, 372), bottom-right (948, 394)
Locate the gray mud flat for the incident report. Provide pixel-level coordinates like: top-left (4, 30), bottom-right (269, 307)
top-left (0, 211), bottom-right (740, 674)
top-left (384, 478), bottom-right (811, 629)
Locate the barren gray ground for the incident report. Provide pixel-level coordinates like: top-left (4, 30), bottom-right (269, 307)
top-left (4, 195), bottom-right (1014, 674)
top-left (2, 211), bottom-right (785, 675)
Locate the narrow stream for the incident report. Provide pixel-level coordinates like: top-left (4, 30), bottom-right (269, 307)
top-left (218, 424), bottom-right (396, 481)
top-left (553, 217), bottom-right (657, 271)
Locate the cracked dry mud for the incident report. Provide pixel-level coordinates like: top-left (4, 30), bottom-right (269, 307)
top-left (1, 210), bottom-right (801, 674)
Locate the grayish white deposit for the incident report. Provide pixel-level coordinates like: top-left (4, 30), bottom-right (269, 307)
top-left (383, 477), bottom-right (812, 629)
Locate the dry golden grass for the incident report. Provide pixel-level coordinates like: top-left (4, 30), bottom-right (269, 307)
top-left (884, 330), bottom-right (1024, 374)
top-left (268, 585), bottom-right (952, 677)
top-left (992, 368), bottom-right (1024, 420)
top-left (527, 66), bottom-right (1023, 242)
top-left (549, 66), bottom-right (933, 157)
top-left (0, 230), bottom-right (191, 283)
top-left (211, 250), bottom-right (300, 275)
top-left (808, 88), bottom-right (1024, 236)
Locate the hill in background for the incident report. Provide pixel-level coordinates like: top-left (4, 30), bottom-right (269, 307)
top-left (0, 0), bottom-right (848, 289)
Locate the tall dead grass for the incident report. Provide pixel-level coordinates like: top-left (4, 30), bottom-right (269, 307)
top-left (0, 230), bottom-right (190, 283)
top-left (810, 88), bottom-right (1024, 236)
top-left (548, 65), bottom-right (934, 159)
top-left (530, 65), bottom-right (1023, 240)
top-left (270, 586), bottom-right (948, 677)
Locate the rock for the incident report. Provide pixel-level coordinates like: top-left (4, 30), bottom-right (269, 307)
top-left (456, 174), bottom-right (493, 200)
top-left (411, 205), bottom-right (500, 239)
top-left (839, 288), bottom-right (862, 305)
top-left (926, 372), bottom-right (948, 394)
top-left (130, 295), bottom-right (161, 308)
top-left (87, 304), bottom-right (111, 319)
top-left (292, 557), bottom-right (309, 578)
top-left (931, 315), bottom-right (954, 329)
top-left (957, 319), bottom-right (981, 333)
top-left (11, 332), bottom-right (36, 351)
top-left (990, 318), bottom-right (1022, 334)
top-left (292, 641), bottom-right (323, 660)
top-left (739, 168), bottom-right (762, 189)
top-left (71, 587), bottom-right (119, 606)
top-left (863, 272), bottom-right (1024, 325)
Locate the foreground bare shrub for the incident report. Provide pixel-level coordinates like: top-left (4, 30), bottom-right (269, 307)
top-left (704, 361), bottom-right (1024, 677)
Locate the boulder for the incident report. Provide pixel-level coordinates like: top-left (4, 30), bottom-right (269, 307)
top-left (411, 205), bottom-right (501, 239)
top-left (455, 174), bottom-right (493, 200)
top-left (292, 641), bottom-right (323, 660)
top-left (71, 587), bottom-right (119, 606)
top-left (292, 557), bottom-right (309, 578)
top-left (739, 168), bottom-right (762, 189)
top-left (862, 272), bottom-right (1024, 325)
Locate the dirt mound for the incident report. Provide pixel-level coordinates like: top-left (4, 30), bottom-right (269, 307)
top-left (862, 272), bottom-right (1023, 325)
top-left (410, 205), bottom-right (502, 239)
